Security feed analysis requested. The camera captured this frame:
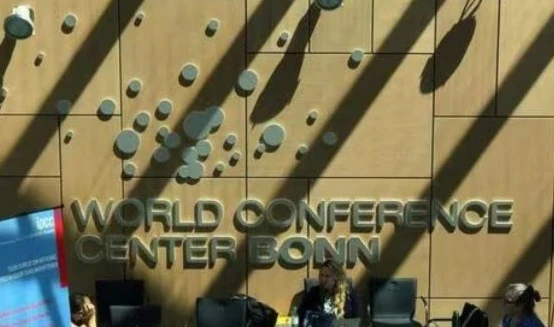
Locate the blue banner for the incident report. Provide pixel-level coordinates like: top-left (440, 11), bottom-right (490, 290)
top-left (0, 208), bottom-right (70, 327)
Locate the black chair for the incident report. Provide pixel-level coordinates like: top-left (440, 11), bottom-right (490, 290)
top-left (196, 297), bottom-right (247, 327)
top-left (369, 278), bottom-right (422, 327)
top-left (95, 280), bottom-right (145, 326)
top-left (109, 305), bottom-right (161, 327)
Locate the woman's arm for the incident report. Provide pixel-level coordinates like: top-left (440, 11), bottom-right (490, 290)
top-left (298, 287), bottom-right (318, 324)
top-left (345, 286), bottom-right (360, 318)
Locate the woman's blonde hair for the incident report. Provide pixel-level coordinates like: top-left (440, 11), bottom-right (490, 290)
top-left (321, 259), bottom-right (348, 319)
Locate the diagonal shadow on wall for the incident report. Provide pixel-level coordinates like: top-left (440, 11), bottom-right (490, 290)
top-left (0, 36), bottom-right (16, 103)
top-left (249, 5), bottom-right (321, 126)
top-left (123, 0), bottom-right (298, 201)
top-left (0, 0), bottom-right (140, 216)
top-left (197, 0), bottom-right (445, 309)
top-left (354, 8), bottom-right (554, 322)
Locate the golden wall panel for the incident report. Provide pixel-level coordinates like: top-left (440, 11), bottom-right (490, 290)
top-left (432, 118), bottom-right (554, 297)
top-left (497, 0), bottom-right (554, 116)
top-left (373, 0), bottom-right (435, 53)
top-left (246, 54), bottom-right (432, 177)
top-left (0, 116), bottom-right (59, 176)
top-left (309, 0), bottom-right (372, 53)
top-left (120, 0), bottom-right (246, 178)
top-left (309, 178), bottom-right (431, 304)
top-left (434, 0), bottom-right (498, 116)
top-left (430, 299), bottom-right (550, 327)
top-left (247, 0), bottom-right (309, 53)
top-left (61, 116), bottom-right (123, 295)
top-left (0, 177), bottom-right (60, 219)
top-left (123, 178), bottom-right (246, 326)
top-left (0, 0), bottom-right (119, 114)
top-left (247, 178), bottom-right (308, 315)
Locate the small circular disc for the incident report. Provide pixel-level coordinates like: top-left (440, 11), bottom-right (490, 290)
top-left (196, 140), bottom-right (213, 157)
top-left (262, 123), bottom-right (286, 147)
top-left (181, 64), bottom-right (199, 82)
top-left (164, 132), bottom-right (182, 149)
top-left (153, 146), bottom-right (171, 163)
top-left (181, 147), bottom-right (199, 164)
top-left (116, 129), bottom-right (140, 155)
top-left (237, 70), bottom-right (258, 92)
top-left (99, 98), bottom-right (116, 116)
top-left (322, 131), bottom-right (338, 146)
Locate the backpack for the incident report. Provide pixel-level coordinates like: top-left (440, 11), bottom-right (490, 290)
top-left (459, 303), bottom-right (488, 327)
top-left (232, 294), bottom-right (278, 327)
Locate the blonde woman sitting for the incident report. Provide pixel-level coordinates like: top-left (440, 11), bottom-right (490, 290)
top-left (298, 259), bottom-right (359, 326)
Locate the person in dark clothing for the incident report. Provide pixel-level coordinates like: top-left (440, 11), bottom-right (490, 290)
top-left (502, 284), bottom-right (544, 327)
top-left (298, 259), bottom-right (359, 325)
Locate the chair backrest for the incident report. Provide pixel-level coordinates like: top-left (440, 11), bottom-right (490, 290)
top-left (196, 297), bottom-right (247, 327)
top-left (95, 280), bottom-right (145, 325)
top-left (109, 305), bottom-right (161, 327)
top-left (369, 278), bottom-right (417, 319)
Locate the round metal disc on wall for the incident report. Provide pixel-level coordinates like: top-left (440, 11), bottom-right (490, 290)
top-left (206, 18), bottom-right (219, 35)
top-left (188, 162), bottom-right (205, 180)
top-left (135, 111), bottom-right (151, 129)
top-left (214, 162), bottom-right (225, 174)
top-left (237, 70), bottom-right (258, 93)
top-left (164, 132), bottom-right (182, 149)
top-left (128, 79), bottom-right (142, 95)
top-left (157, 99), bottom-right (173, 118)
top-left (157, 126), bottom-right (170, 141)
top-left (181, 64), bottom-right (199, 83)
top-left (134, 12), bottom-right (145, 26)
top-left (322, 131), bottom-right (338, 146)
top-left (206, 106), bottom-right (225, 129)
top-left (224, 133), bottom-right (237, 148)
top-left (99, 98), bottom-right (116, 116)
top-left (350, 48), bottom-right (364, 64)
top-left (298, 144), bottom-right (309, 155)
top-left (123, 162), bottom-right (136, 177)
top-left (315, 0), bottom-right (343, 10)
top-left (196, 140), bottom-right (213, 157)
top-left (256, 144), bottom-right (266, 154)
top-left (56, 99), bottom-right (72, 115)
top-left (62, 14), bottom-right (77, 30)
top-left (153, 146), bottom-right (171, 163)
top-left (261, 123), bottom-right (286, 147)
top-left (116, 129), bottom-right (140, 155)
top-left (181, 147), bottom-right (199, 164)
top-left (4, 6), bottom-right (35, 40)
top-left (306, 110), bottom-right (319, 125)
top-left (177, 165), bottom-right (189, 179)
top-left (231, 151), bottom-right (241, 162)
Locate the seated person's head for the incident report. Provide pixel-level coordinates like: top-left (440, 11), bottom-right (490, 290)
top-left (318, 259), bottom-right (348, 318)
top-left (69, 293), bottom-right (95, 325)
top-left (319, 258), bottom-right (347, 294)
top-left (504, 284), bottom-right (541, 317)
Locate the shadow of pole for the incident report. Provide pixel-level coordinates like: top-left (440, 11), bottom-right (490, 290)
top-left (420, 0), bottom-right (481, 93)
top-left (249, 4), bottom-right (322, 126)
top-left (355, 9), bottom-right (554, 320)
top-left (123, 0), bottom-right (298, 204)
top-left (198, 0), bottom-right (444, 307)
top-left (0, 0), bottom-right (142, 189)
top-left (0, 35), bottom-right (16, 89)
